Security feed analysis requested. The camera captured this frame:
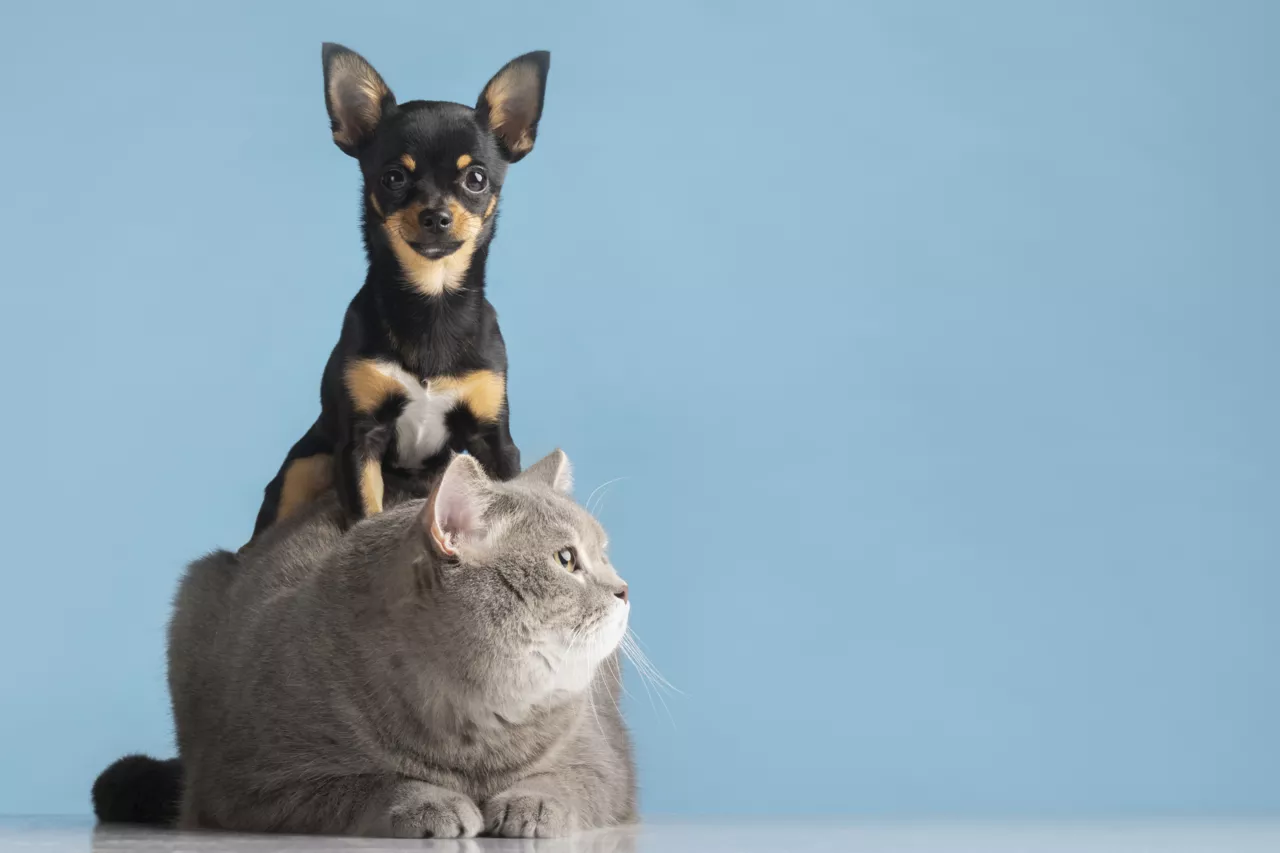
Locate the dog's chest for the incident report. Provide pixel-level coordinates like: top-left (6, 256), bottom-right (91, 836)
top-left (369, 361), bottom-right (504, 468)
top-left (392, 377), bottom-right (459, 468)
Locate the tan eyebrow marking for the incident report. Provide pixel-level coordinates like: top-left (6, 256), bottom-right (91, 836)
top-left (400, 154), bottom-right (416, 171)
top-left (456, 153), bottom-right (473, 170)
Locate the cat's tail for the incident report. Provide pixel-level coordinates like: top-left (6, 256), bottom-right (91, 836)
top-left (91, 753), bottom-right (182, 824)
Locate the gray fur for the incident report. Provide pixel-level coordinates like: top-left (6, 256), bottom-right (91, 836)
top-left (168, 451), bottom-right (636, 838)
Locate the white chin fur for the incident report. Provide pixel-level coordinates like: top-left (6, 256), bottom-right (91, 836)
top-left (542, 611), bottom-right (628, 697)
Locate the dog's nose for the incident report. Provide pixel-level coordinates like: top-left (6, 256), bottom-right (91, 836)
top-left (615, 585), bottom-right (628, 604)
top-left (419, 208), bottom-right (452, 234)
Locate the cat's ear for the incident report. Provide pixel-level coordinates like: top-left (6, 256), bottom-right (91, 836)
top-left (322, 43), bottom-right (395, 156)
top-left (424, 454), bottom-right (492, 557)
top-left (475, 51), bottom-right (550, 163)
top-left (519, 448), bottom-right (573, 495)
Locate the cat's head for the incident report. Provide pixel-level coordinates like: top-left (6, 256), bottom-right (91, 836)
top-left (383, 450), bottom-right (629, 710)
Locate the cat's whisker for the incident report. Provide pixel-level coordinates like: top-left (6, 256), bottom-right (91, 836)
top-left (598, 663), bottom-right (622, 712)
top-left (585, 476), bottom-right (628, 516)
top-left (570, 631), bottom-right (609, 739)
top-left (619, 637), bottom-right (661, 720)
top-left (623, 631), bottom-right (681, 695)
top-left (621, 634), bottom-right (662, 690)
top-left (587, 674), bottom-right (607, 739)
top-left (585, 477), bottom-right (617, 515)
top-left (592, 477), bottom-right (629, 519)
top-left (595, 478), bottom-right (630, 518)
top-left (619, 633), bottom-right (677, 728)
top-left (605, 653), bottom-right (634, 703)
top-left (563, 626), bottom-right (583, 661)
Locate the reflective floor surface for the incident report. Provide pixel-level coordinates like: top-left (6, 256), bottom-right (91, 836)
top-left (3, 817), bottom-right (1280, 853)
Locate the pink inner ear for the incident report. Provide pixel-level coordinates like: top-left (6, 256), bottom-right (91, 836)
top-left (436, 486), bottom-right (482, 538)
top-left (426, 461), bottom-right (488, 555)
top-left (428, 516), bottom-right (456, 556)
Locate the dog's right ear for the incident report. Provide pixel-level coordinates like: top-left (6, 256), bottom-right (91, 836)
top-left (322, 43), bottom-right (395, 157)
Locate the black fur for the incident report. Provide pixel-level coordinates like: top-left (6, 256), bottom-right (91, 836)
top-left (91, 754), bottom-right (182, 825)
top-left (252, 44), bottom-right (551, 538)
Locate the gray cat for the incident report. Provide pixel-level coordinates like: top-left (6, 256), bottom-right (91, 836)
top-left (164, 449), bottom-right (636, 838)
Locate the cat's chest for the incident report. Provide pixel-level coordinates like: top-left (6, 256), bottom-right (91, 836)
top-left (388, 707), bottom-right (575, 800)
top-left (367, 361), bottom-right (505, 468)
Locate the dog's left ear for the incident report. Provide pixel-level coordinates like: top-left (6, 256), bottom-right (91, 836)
top-left (476, 51), bottom-right (550, 163)
top-left (322, 43), bottom-right (395, 157)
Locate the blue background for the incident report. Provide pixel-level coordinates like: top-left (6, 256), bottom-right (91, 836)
top-left (1, 0), bottom-right (1277, 817)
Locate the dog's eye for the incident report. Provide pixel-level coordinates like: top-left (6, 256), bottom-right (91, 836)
top-left (463, 167), bottom-right (488, 194)
top-left (381, 167), bottom-right (407, 192)
top-left (555, 547), bottom-right (577, 572)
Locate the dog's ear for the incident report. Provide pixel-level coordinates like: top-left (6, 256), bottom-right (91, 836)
top-left (322, 43), bottom-right (395, 157)
top-left (475, 51), bottom-right (550, 163)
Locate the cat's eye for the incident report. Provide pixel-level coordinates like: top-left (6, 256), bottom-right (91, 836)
top-left (556, 547), bottom-right (577, 572)
top-left (381, 166), bottom-right (407, 192)
top-left (462, 167), bottom-right (488, 194)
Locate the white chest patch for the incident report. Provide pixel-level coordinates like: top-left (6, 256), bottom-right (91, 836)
top-left (370, 361), bottom-right (459, 469)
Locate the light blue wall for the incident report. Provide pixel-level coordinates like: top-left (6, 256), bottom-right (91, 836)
top-left (1, 0), bottom-right (1277, 817)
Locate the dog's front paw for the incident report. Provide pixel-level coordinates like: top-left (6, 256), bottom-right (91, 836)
top-left (387, 781), bottom-right (482, 838)
top-left (483, 789), bottom-right (578, 838)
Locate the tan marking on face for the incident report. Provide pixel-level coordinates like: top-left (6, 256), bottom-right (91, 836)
top-left (456, 153), bottom-right (473, 170)
top-left (359, 458), bottom-right (384, 516)
top-left (386, 200), bottom-right (427, 239)
top-left (328, 53), bottom-right (390, 150)
top-left (277, 454), bottom-right (334, 521)
top-left (446, 199), bottom-right (484, 242)
top-left (484, 62), bottom-right (540, 157)
top-left (345, 358), bottom-right (408, 413)
top-left (400, 153), bottom-right (417, 172)
top-left (484, 195), bottom-right (498, 219)
top-left (383, 200), bottom-right (485, 297)
top-left (369, 192), bottom-right (383, 218)
top-left (429, 369), bottom-right (506, 423)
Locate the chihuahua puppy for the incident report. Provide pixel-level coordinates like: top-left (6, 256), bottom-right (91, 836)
top-left (252, 44), bottom-right (550, 538)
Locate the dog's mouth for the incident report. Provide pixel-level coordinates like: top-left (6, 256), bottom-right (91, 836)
top-left (407, 241), bottom-right (463, 260)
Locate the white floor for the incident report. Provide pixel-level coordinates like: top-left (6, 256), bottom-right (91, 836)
top-left (3, 817), bottom-right (1280, 853)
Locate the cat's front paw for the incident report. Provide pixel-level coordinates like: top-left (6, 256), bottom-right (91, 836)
top-left (483, 789), bottom-right (578, 838)
top-left (387, 781), bottom-right (482, 838)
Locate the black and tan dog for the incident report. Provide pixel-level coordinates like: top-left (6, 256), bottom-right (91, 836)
top-left (252, 44), bottom-right (550, 538)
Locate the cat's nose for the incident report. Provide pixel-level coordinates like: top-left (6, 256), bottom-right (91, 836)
top-left (614, 585), bottom-right (628, 604)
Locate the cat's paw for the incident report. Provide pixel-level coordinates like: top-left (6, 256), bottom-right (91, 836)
top-left (387, 782), bottom-right (482, 838)
top-left (483, 789), bottom-right (578, 838)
